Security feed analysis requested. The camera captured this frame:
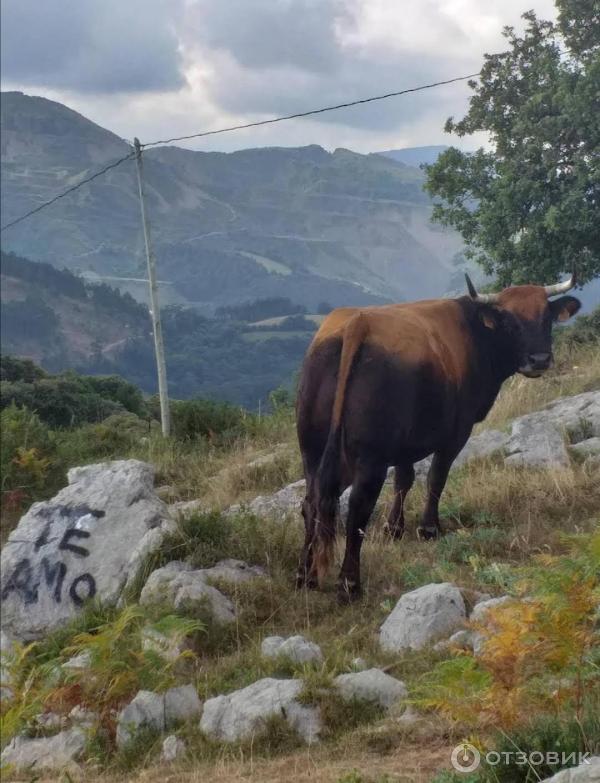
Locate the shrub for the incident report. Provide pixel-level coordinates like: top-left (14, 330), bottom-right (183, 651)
top-left (169, 398), bottom-right (253, 441)
top-left (0, 404), bottom-right (57, 513)
top-left (415, 532), bottom-right (600, 731)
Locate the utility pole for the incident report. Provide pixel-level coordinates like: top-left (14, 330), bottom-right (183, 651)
top-left (133, 137), bottom-right (171, 437)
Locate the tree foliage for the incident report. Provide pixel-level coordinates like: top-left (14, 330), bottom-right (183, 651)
top-left (425, 2), bottom-right (599, 285)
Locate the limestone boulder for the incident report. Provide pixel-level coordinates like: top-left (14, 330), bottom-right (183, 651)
top-left (140, 562), bottom-right (235, 624)
top-left (380, 583), bottom-right (466, 652)
top-left (199, 677), bottom-right (320, 744)
top-left (334, 669), bottom-right (407, 710)
top-left (261, 635), bottom-right (323, 665)
top-left (203, 559), bottom-right (268, 584)
top-left (540, 757), bottom-right (600, 782)
top-left (0, 460), bottom-right (173, 640)
top-left (162, 734), bottom-right (186, 761)
top-left (116, 684), bottom-right (201, 748)
top-left (1, 728), bottom-right (86, 771)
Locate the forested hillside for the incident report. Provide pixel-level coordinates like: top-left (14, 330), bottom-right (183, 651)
top-left (0, 251), bottom-right (314, 407)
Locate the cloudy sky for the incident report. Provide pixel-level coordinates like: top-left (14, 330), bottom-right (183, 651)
top-left (1, 0), bottom-right (556, 153)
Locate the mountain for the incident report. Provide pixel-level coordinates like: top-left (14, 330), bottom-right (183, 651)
top-left (377, 146), bottom-right (450, 168)
top-left (1, 92), bottom-right (464, 310)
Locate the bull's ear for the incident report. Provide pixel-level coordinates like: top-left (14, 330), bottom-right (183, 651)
top-left (478, 305), bottom-right (499, 330)
top-left (549, 296), bottom-right (581, 322)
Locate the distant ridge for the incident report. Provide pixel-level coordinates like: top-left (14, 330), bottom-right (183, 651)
top-left (377, 145), bottom-right (450, 168)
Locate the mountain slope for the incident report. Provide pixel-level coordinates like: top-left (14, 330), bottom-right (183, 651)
top-left (1, 92), bottom-right (464, 309)
top-left (377, 145), bottom-right (450, 167)
top-left (0, 250), bottom-right (315, 407)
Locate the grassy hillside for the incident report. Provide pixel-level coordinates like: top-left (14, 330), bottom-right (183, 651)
top-left (1, 317), bottom-right (598, 782)
top-left (1, 92), bottom-right (464, 310)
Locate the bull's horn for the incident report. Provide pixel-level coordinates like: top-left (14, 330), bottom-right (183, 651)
top-left (544, 269), bottom-right (577, 297)
top-left (464, 273), bottom-right (500, 304)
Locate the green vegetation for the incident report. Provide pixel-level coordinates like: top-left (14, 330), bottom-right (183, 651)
top-left (426, 2), bottom-right (599, 284)
top-left (1, 249), bottom-right (315, 408)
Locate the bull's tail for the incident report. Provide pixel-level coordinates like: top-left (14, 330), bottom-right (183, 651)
top-left (314, 313), bottom-right (367, 585)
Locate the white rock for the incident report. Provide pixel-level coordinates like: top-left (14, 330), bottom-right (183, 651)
top-left (203, 559), bottom-right (268, 584)
top-left (34, 711), bottom-right (67, 730)
top-left (116, 684), bottom-right (202, 747)
top-left (140, 562), bottom-right (235, 624)
top-left (334, 669), bottom-right (407, 710)
top-left (570, 437), bottom-right (600, 458)
top-left (379, 583), bottom-right (466, 652)
top-left (434, 629), bottom-right (476, 652)
top-left (164, 684), bottom-right (202, 725)
top-left (539, 391), bottom-right (600, 438)
top-left (1, 728), bottom-right (86, 770)
top-left (69, 705), bottom-right (99, 727)
top-left (169, 499), bottom-right (206, 517)
top-left (455, 428), bottom-right (510, 466)
top-left (470, 595), bottom-right (512, 623)
top-left (116, 689), bottom-right (165, 748)
top-left (540, 757), bottom-right (600, 782)
top-left (62, 650), bottom-right (92, 671)
top-left (505, 416), bottom-right (570, 468)
top-left (228, 479), bottom-right (306, 519)
top-left (0, 460), bottom-right (173, 641)
top-left (1, 628), bottom-right (17, 700)
top-left (141, 625), bottom-right (193, 665)
top-left (199, 677), bottom-right (320, 744)
top-left (162, 734), bottom-right (186, 762)
top-left (261, 635), bottom-right (323, 664)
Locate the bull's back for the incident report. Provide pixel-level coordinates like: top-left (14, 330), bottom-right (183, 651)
top-left (298, 299), bottom-right (474, 466)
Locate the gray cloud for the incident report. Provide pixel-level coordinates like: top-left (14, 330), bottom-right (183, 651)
top-left (1, 0), bottom-right (186, 93)
top-left (190, 0), bottom-right (350, 73)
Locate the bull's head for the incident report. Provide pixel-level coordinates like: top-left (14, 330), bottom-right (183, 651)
top-left (465, 272), bottom-right (581, 377)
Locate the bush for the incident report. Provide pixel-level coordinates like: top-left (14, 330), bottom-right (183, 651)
top-left (0, 404), bottom-right (58, 513)
top-left (169, 398), bottom-right (253, 441)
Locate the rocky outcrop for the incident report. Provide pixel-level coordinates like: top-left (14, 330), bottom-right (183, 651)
top-left (540, 757), bottom-right (600, 782)
top-left (333, 669), bottom-right (407, 710)
top-left (116, 684), bottom-right (201, 748)
top-left (380, 583), bottom-right (466, 652)
top-left (162, 734), bottom-right (186, 761)
top-left (1, 728), bottom-right (87, 771)
top-left (261, 635), bottom-right (323, 664)
top-left (0, 460), bottom-right (173, 640)
top-left (139, 561), bottom-right (235, 624)
top-left (199, 677), bottom-right (321, 744)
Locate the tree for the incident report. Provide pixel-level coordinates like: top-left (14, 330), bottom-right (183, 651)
top-left (425, 2), bottom-right (599, 286)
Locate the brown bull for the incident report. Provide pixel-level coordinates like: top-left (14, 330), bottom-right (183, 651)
top-left (296, 275), bottom-right (581, 602)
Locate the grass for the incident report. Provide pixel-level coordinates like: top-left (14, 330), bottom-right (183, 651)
top-left (2, 339), bottom-right (599, 782)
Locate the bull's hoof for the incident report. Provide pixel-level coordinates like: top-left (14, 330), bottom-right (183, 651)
top-left (417, 525), bottom-right (440, 541)
top-left (337, 579), bottom-right (362, 604)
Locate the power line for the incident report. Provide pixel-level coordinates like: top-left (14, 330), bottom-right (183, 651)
top-left (141, 73), bottom-right (480, 147)
top-left (0, 150), bottom-right (135, 233)
top-left (0, 71), bottom-right (480, 233)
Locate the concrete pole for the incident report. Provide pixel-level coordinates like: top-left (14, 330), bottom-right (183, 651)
top-left (133, 137), bottom-right (171, 437)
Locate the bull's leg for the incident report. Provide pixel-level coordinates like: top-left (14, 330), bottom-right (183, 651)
top-left (338, 462), bottom-right (387, 603)
top-left (384, 463), bottom-right (415, 539)
top-left (296, 485), bottom-right (319, 589)
top-left (418, 443), bottom-right (465, 540)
